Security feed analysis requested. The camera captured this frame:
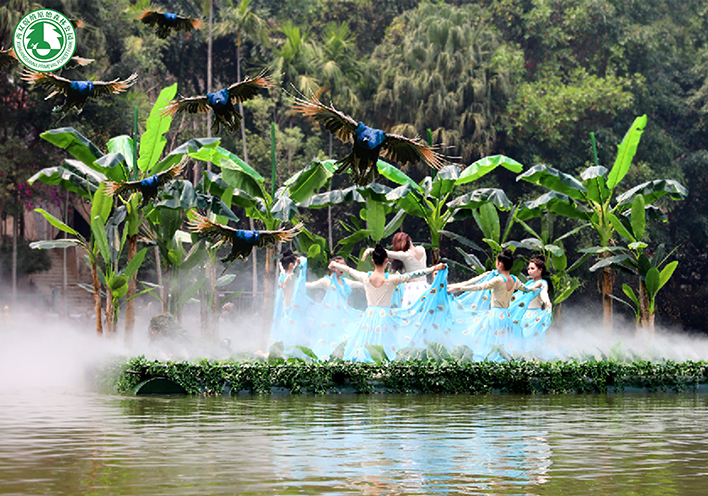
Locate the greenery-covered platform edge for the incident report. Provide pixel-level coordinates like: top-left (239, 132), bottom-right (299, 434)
top-left (107, 356), bottom-right (708, 395)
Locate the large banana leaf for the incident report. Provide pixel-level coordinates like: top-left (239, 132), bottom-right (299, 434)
top-left (580, 165), bottom-right (610, 204)
top-left (40, 127), bottom-right (104, 167)
top-left (387, 184), bottom-right (427, 217)
top-left (154, 180), bottom-right (196, 210)
top-left (195, 194), bottom-right (239, 223)
top-left (90, 182), bottom-right (113, 225)
top-left (438, 230), bottom-right (485, 252)
top-left (298, 185), bottom-right (365, 208)
top-left (382, 210), bottom-right (407, 239)
top-left (456, 154), bottom-right (523, 185)
top-left (376, 159), bottom-right (420, 189)
top-left (516, 164), bottom-right (587, 201)
top-left (366, 196), bottom-right (386, 242)
top-left (588, 254), bottom-right (632, 272)
top-left (93, 153), bottom-right (129, 182)
top-left (285, 159), bottom-right (333, 204)
top-left (30, 239), bottom-right (83, 250)
top-left (271, 194), bottom-right (298, 222)
top-left (630, 195), bottom-right (646, 241)
top-left (191, 146), bottom-right (265, 198)
top-left (33, 208), bottom-right (80, 238)
top-left (431, 165), bottom-right (460, 198)
top-left (28, 159), bottom-right (104, 198)
top-left (447, 188), bottom-right (512, 212)
top-left (152, 137), bottom-right (221, 174)
top-left (607, 115), bottom-right (647, 189)
top-left (138, 83), bottom-right (178, 172)
top-left (516, 191), bottom-right (591, 221)
top-left (473, 203), bottom-right (500, 241)
top-left (107, 135), bottom-right (135, 173)
top-left (615, 179), bottom-right (688, 208)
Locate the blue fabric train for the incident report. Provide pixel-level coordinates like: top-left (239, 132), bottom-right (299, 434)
top-left (509, 279), bottom-right (552, 355)
top-left (269, 257), bottom-right (314, 352)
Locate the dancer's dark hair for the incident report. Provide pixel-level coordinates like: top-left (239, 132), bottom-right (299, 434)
top-left (281, 249), bottom-right (298, 270)
top-left (390, 232), bottom-right (412, 272)
top-left (497, 248), bottom-right (514, 271)
top-left (529, 254), bottom-right (553, 297)
top-left (372, 243), bottom-right (388, 266)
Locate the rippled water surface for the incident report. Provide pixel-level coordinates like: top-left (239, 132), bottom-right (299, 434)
top-left (2, 387), bottom-right (708, 495)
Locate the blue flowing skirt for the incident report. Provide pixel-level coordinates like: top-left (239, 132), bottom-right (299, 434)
top-left (343, 306), bottom-right (402, 362)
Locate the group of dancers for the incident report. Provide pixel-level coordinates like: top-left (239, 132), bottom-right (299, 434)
top-left (269, 232), bottom-right (553, 362)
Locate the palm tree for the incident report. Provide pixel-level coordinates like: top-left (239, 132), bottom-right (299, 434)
top-left (365, 3), bottom-right (519, 163)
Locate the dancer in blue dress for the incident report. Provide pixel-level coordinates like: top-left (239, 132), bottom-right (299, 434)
top-left (305, 256), bottom-right (364, 360)
top-left (269, 250), bottom-right (312, 352)
top-left (330, 244), bottom-right (445, 362)
top-left (363, 232), bottom-right (429, 308)
top-left (448, 249), bottom-right (541, 359)
top-left (510, 256), bottom-right (553, 355)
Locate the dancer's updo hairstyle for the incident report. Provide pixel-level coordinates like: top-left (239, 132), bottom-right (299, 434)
top-left (372, 243), bottom-right (388, 266)
top-left (497, 248), bottom-right (514, 271)
top-left (281, 249), bottom-right (298, 270)
top-left (390, 232), bottom-right (412, 272)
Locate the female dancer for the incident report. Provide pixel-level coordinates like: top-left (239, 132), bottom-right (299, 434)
top-left (269, 249), bottom-right (310, 351)
top-left (330, 244), bottom-right (445, 362)
top-left (448, 249), bottom-right (540, 359)
top-left (306, 255), bottom-right (363, 360)
top-left (510, 256), bottom-right (553, 354)
top-left (363, 232), bottom-right (428, 307)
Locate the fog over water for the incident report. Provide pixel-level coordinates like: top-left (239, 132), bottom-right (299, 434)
top-left (1, 301), bottom-right (707, 394)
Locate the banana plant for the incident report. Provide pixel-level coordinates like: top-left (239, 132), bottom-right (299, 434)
top-left (385, 156), bottom-right (522, 263)
top-left (29, 84), bottom-right (227, 338)
top-left (505, 211), bottom-right (589, 323)
top-left (583, 195), bottom-right (678, 333)
top-left (516, 115), bottom-right (687, 328)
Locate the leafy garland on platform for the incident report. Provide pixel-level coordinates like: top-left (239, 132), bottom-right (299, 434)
top-left (108, 352), bottom-right (708, 396)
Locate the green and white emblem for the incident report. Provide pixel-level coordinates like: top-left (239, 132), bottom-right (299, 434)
top-left (13, 9), bottom-right (76, 72)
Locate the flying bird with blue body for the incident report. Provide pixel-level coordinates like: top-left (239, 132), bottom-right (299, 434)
top-left (291, 94), bottom-right (445, 186)
top-left (22, 70), bottom-right (137, 113)
top-left (104, 160), bottom-right (185, 208)
top-left (189, 212), bottom-right (303, 264)
top-left (162, 72), bottom-right (274, 134)
top-left (138, 9), bottom-right (202, 38)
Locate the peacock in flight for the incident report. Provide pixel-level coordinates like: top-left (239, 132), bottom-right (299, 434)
top-left (104, 160), bottom-right (185, 208)
top-left (162, 72), bottom-right (274, 134)
top-left (22, 70), bottom-right (137, 113)
top-left (291, 94), bottom-right (445, 186)
top-left (189, 212), bottom-right (303, 264)
top-left (138, 8), bottom-right (202, 39)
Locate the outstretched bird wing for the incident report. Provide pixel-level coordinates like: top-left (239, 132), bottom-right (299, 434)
top-left (381, 133), bottom-right (445, 170)
top-left (162, 95), bottom-right (211, 116)
top-left (290, 94), bottom-right (358, 144)
top-left (226, 72), bottom-right (275, 104)
top-left (21, 71), bottom-right (137, 99)
top-left (254, 222), bottom-right (303, 248)
top-left (189, 213), bottom-right (303, 262)
top-left (21, 70), bottom-right (72, 98)
top-left (104, 160), bottom-right (185, 198)
top-left (87, 73), bottom-right (138, 98)
top-left (0, 47), bottom-right (17, 70)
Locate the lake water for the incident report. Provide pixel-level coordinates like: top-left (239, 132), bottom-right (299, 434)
top-left (1, 387), bottom-right (707, 495)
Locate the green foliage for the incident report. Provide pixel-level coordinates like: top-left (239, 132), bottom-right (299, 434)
top-left (109, 355), bottom-right (708, 396)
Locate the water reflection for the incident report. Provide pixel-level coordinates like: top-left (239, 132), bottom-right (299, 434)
top-left (2, 389), bottom-right (708, 495)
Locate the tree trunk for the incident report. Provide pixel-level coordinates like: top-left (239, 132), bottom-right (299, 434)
top-left (262, 244), bottom-right (275, 351)
top-left (92, 258), bottom-right (103, 336)
top-left (155, 246), bottom-right (167, 313)
top-left (638, 279), bottom-right (655, 335)
top-left (328, 134), bottom-right (333, 251)
top-left (600, 265), bottom-right (615, 330)
top-left (62, 190), bottom-right (68, 315)
top-left (105, 290), bottom-right (115, 336)
top-left (124, 234), bottom-right (138, 346)
top-left (210, 256), bottom-right (218, 338)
